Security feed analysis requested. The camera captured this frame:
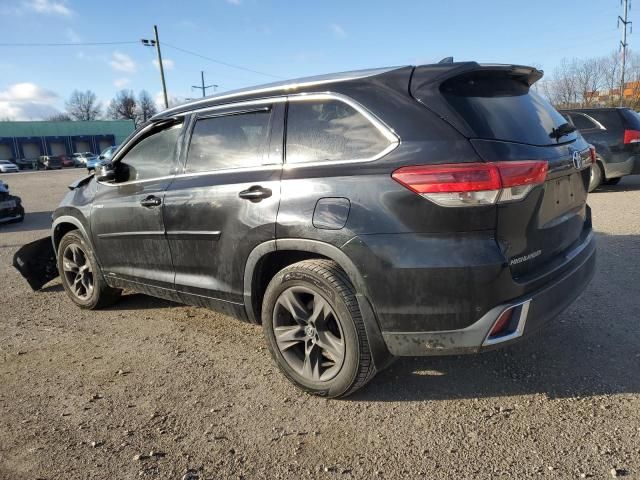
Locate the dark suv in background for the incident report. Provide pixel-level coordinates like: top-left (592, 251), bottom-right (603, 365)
top-left (17, 62), bottom-right (596, 397)
top-left (560, 107), bottom-right (640, 191)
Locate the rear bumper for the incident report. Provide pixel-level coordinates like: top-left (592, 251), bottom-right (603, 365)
top-left (603, 154), bottom-right (637, 178)
top-left (381, 232), bottom-right (596, 356)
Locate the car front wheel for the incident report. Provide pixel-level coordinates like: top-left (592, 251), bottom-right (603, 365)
top-left (262, 259), bottom-right (376, 398)
top-left (57, 230), bottom-right (121, 309)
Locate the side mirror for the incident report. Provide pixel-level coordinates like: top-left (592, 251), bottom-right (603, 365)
top-left (96, 163), bottom-right (116, 183)
top-left (98, 155), bottom-right (105, 160)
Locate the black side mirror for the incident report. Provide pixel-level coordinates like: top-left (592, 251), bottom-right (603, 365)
top-left (96, 163), bottom-right (116, 183)
top-left (98, 155), bottom-right (105, 160)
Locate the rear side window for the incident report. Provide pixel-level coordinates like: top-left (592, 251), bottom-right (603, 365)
top-left (570, 113), bottom-right (599, 130)
top-left (186, 110), bottom-right (271, 172)
top-left (440, 71), bottom-right (575, 146)
top-left (586, 110), bottom-right (623, 131)
top-left (286, 99), bottom-right (391, 164)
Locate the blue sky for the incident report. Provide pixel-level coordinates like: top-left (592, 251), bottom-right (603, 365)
top-left (0, 0), bottom-right (630, 119)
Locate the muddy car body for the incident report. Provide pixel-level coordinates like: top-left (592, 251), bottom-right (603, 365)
top-left (15, 62), bottom-right (596, 397)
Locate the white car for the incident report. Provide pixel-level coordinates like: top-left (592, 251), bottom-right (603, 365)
top-left (0, 160), bottom-right (19, 173)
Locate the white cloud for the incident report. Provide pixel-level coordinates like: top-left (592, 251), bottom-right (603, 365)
top-left (330, 23), bottom-right (347, 39)
top-left (114, 78), bottom-right (130, 88)
top-left (152, 58), bottom-right (174, 71)
top-left (109, 52), bottom-right (136, 73)
top-left (23, 0), bottom-right (73, 16)
top-left (0, 82), bottom-right (60, 120)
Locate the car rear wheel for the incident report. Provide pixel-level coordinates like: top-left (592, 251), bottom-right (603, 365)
top-left (588, 162), bottom-right (604, 192)
top-left (57, 230), bottom-right (121, 309)
top-left (262, 259), bottom-right (376, 398)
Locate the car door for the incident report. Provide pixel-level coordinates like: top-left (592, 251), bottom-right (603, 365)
top-left (162, 100), bottom-right (284, 316)
top-left (91, 120), bottom-right (185, 300)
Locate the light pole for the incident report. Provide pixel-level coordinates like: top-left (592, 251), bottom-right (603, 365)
top-left (192, 71), bottom-right (218, 98)
top-left (141, 25), bottom-right (169, 109)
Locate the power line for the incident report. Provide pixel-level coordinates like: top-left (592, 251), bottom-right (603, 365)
top-left (0, 41), bottom-right (139, 47)
top-left (162, 42), bottom-right (283, 79)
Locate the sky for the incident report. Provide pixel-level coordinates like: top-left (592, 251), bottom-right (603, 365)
top-left (0, 0), bottom-right (632, 120)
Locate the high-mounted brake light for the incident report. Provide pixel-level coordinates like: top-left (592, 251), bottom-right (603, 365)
top-left (623, 129), bottom-right (640, 144)
top-left (392, 161), bottom-right (548, 207)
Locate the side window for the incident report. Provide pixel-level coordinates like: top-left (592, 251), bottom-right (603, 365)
top-left (118, 123), bottom-right (182, 181)
top-left (285, 99), bottom-right (391, 164)
top-left (570, 113), bottom-right (598, 130)
top-left (186, 110), bottom-right (271, 172)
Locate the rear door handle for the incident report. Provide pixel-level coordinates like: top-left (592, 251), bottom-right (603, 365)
top-left (140, 195), bottom-right (162, 207)
top-left (238, 186), bottom-right (272, 202)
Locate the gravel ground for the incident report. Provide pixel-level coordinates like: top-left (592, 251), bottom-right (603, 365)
top-left (1, 169), bottom-right (639, 480)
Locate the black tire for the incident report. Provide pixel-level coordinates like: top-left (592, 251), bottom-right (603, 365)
top-left (262, 259), bottom-right (376, 398)
top-left (57, 230), bottom-right (121, 309)
top-left (588, 162), bottom-right (604, 192)
top-left (604, 177), bottom-right (622, 186)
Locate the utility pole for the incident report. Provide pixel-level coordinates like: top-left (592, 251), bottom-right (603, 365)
top-left (141, 25), bottom-right (169, 109)
top-left (192, 71), bottom-right (218, 98)
top-left (619, 0), bottom-right (632, 106)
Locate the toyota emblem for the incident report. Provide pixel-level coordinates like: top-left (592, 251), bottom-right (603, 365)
top-left (572, 151), bottom-right (583, 170)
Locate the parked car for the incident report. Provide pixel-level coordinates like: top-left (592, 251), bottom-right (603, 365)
top-left (0, 160), bottom-right (19, 173)
top-left (86, 156), bottom-right (105, 172)
top-left (559, 107), bottom-right (640, 191)
top-left (37, 155), bottom-right (63, 170)
top-left (60, 155), bottom-right (76, 168)
top-left (72, 152), bottom-right (96, 168)
top-left (15, 158), bottom-right (38, 170)
top-left (87, 145), bottom-right (119, 172)
top-left (0, 180), bottom-right (24, 224)
top-left (14, 62), bottom-right (596, 397)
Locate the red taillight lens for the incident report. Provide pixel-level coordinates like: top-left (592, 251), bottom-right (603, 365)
top-left (391, 163), bottom-right (501, 194)
top-left (392, 161), bottom-right (548, 207)
top-left (589, 145), bottom-right (596, 164)
top-left (623, 129), bottom-right (640, 144)
top-left (488, 308), bottom-right (514, 338)
top-left (496, 161), bottom-right (548, 187)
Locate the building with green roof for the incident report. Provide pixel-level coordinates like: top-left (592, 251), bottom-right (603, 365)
top-left (0, 120), bottom-right (135, 161)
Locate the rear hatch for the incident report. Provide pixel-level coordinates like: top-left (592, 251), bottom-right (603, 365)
top-left (411, 63), bottom-right (592, 279)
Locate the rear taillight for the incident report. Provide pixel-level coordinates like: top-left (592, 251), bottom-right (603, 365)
top-left (623, 129), bottom-right (640, 144)
top-left (588, 145), bottom-right (596, 164)
top-left (392, 161), bottom-right (548, 207)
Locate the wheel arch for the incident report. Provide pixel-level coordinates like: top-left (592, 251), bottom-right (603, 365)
top-left (52, 214), bottom-right (93, 258)
top-left (244, 239), bottom-right (393, 370)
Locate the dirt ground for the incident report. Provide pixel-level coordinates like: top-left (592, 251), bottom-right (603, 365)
top-left (1, 169), bottom-right (639, 480)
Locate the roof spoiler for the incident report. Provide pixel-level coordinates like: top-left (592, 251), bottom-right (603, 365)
top-left (411, 62), bottom-right (543, 93)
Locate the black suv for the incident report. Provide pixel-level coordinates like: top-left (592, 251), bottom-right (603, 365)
top-left (560, 107), bottom-right (640, 191)
top-left (28, 62), bottom-right (596, 397)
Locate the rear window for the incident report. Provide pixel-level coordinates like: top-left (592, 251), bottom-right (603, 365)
top-left (585, 110), bottom-right (623, 131)
top-left (440, 71), bottom-right (575, 146)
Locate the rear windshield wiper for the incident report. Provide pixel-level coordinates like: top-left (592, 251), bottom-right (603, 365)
top-left (549, 122), bottom-right (576, 141)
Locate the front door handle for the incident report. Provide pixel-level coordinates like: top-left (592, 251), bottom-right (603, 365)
top-left (140, 195), bottom-right (162, 207)
top-left (238, 186), bottom-right (272, 202)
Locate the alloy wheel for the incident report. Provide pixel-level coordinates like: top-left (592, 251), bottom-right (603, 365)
top-left (272, 286), bottom-right (346, 382)
top-left (62, 243), bottom-right (94, 300)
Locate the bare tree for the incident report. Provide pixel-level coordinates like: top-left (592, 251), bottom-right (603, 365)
top-left (137, 90), bottom-right (157, 124)
top-left (47, 112), bottom-right (73, 121)
top-left (65, 90), bottom-right (101, 121)
top-left (107, 90), bottom-right (137, 123)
